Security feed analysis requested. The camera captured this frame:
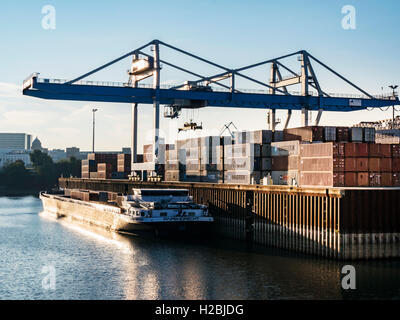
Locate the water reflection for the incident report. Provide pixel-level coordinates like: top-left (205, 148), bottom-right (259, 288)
top-left (1, 196), bottom-right (400, 300)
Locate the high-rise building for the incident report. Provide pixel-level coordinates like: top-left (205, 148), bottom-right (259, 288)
top-left (0, 133), bottom-right (32, 150)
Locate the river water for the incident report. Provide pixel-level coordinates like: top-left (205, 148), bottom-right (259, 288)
top-left (1, 196), bottom-right (400, 300)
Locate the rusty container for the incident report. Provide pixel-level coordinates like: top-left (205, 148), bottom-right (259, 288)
top-left (369, 144), bottom-right (380, 157)
top-left (345, 158), bottom-right (357, 172)
top-left (345, 172), bottom-right (357, 186)
top-left (356, 158), bottom-right (369, 172)
top-left (356, 143), bottom-right (369, 157)
top-left (381, 172), bottom-right (393, 186)
top-left (344, 143), bottom-right (357, 157)
top-left (380, 158), bottom-right (392, 172)
top-left (368, 158), bottom-right (381, 172)
top-left (357, 172), bottom-right (369, 187)
top-left (392, 158), bottom-right (400, 172)
top-left (380, 144), bottom-right (392, 158)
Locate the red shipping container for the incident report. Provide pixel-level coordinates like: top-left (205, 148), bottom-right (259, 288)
top-left (356, 158), bottom-right (369, 172)
top-left (368, 158), bottom-right (381, 172)
top-left (344, 143), bottom-right (357, 157)
top-left (381, 172), bottom-right (393, 186)
top-left (345, 158), bottom-right (357, 172)
top-left (356, 143), bottom-right (369, 157)
top-left (393, 173), bottom-right (400, 186)
top-left (345, 172), bottom-right (357, 186)
top-left (380, 144), bottom-right (392, 158)
top-left (392, 158), bottom-right (400, 172)
top-left (369, 173), bottom-right (382, 187)
top-left (392, 144), bottom-right (400, 158)
top-left (369, 144), bottom-right (380, 157)
top-left (380, 158), bottom-right (392, 172)
top-left (357, 172), bottom-right (369, 187)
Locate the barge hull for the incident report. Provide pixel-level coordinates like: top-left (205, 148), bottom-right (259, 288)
top-left (60, 178), bottom-right (400, 260)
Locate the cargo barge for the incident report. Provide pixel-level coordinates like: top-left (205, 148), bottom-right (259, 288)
top-left (40, 188), bottom-right (213, 236)
top-left (60, 178), bottom-right (400, 260)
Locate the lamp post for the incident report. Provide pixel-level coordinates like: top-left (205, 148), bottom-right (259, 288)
top-left (389, 85), bottom-right (398, 129)
top-left (92, 108), bottom-right (98, 153)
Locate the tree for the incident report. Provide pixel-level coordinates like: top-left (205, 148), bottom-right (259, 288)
top-left (0, 160), bottom-right (33, 188)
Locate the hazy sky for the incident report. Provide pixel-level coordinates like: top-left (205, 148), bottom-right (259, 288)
top-left (0, 0), bottom-right (399, 151)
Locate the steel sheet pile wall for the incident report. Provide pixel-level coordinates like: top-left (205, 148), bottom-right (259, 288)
top-left (341, 189), bottom-right (400, 259)
top-left (60, 178), bottom-right (400, 260)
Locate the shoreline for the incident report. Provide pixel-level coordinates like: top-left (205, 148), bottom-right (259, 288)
top-left (0, 187), bottom-right (41, 197)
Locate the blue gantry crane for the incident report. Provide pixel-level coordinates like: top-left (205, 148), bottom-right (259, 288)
top-left (22, 39), bottom-right (399, 179)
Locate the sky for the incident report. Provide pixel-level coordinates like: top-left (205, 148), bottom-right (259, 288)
top-left (0, 0), bottom-right (399, 151)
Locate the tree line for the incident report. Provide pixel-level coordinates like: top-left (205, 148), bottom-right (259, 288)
top-left (0, 150), bottom-right (81, 190)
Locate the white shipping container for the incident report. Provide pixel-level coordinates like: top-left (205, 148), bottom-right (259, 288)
top-left (271, 141), bottom-right (300, 156)
top-left (224, 143), bottom-right (261, 157)
top-left (224, 170), bottom-right (261, 185)
top-left (224, 157), bottom-right (260, 171)
top-left (271, 170), bottom-right (300, 186)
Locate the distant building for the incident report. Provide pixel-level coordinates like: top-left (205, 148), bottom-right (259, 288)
top-left (0, 151), bottom-right (31, 168)
top-left (0, 133), bottom-right (32, 151)
top-left (48, 149), bottom-right (67, 162)
top-left (31, 137), bottom-right (42, 151)
top-left (66, 147), bottom-right (81, 159)
top-left (0, 133), bottom-right (33, 168)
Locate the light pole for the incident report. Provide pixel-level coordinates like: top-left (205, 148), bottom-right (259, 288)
top-left (389, 85), bottom-right (398, 129)
top-left (92, 108), bottom-right (98, 153)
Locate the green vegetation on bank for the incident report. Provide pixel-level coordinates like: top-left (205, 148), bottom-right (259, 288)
top-left (0, 150), bottom-right (81, 191)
